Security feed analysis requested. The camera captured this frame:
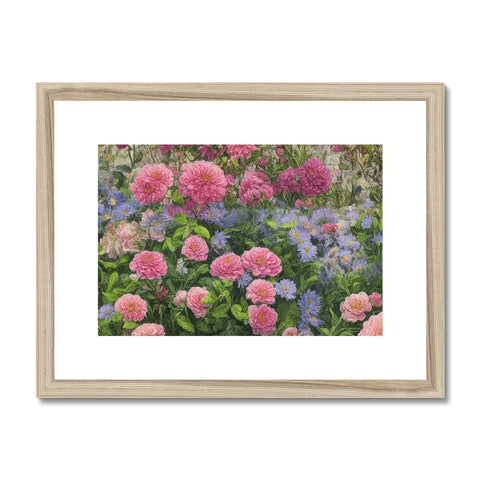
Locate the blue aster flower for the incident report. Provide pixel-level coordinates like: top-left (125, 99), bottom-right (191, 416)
top-left (352, 257), bottom-right (368, 273)
top-left (143, 213), bottom-right (172, 233)
top-left (361, 215), bottom-right (374, 229)
top-left (337, 234), bottom-right (361, 251)
top-left (198, 204), bottom-right (226, 226)
top-left (255, 209), bottom-right (269, 222)
top-left (311, 207), bottom-right (337, 225)
top-left (112, 202), bottom-right (137, 220)
top-left (297, 289), bottom-right (321, 320)
top-left (288, 228), bottom-right (310, 246)
top-left (237, 272), bottom-right (253, 289)
top-left (372, 231), bottom-right (383, 243)
top-left (364, 198), bottom-right (375, 208)
top-left (274, 279), bottom-right (297, 300)
top-left (211, 231), bottom-right (230, 250)
top-left (106, 190), bottom-right (127, 207)
top-left (98, 303), bottom-right (115, 320)
top-left (339, 250), bottom-right (353, 266)
top-left (98, 204), bottom-right (112, 222)
top-left (297, 242), bottom-right (317, 262)
top-left (346, 209), bottom-right (360, 221)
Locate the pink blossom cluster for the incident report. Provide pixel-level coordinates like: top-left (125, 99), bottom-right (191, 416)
top-left (278, 158), bottom-right (331, 197)
top-left (100, 221), bottom-right (151, 259)
top-left (132, 323), bottom-right (165, 336)
top-left (226, 144), bottom-right (257, 159)
top-left (239, 172), bottom-right (274, 206)
top-left (340, 292), bottom-right (372, 322)
top-left (186, 286), bottom-right (209, 318)
top-left (115, 294), bottom-right (147, 322)
top-left (246, 279), bottom-right (276, 304)
top-left (210, 253), bottom-right (244, 281)
top-left (241, 247), bottom-right (282, 277)
top-left (248, 304), bottom-right (278, 335)
top-left (182, 235), bottom-right (209, 261)
top-left (358, 312), bottom-right (383, 336)
top-left (131, 163), bottom-right (174, 205)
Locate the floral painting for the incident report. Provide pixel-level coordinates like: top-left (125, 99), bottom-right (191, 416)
top-left (98, 144), bottom-right (382, 336)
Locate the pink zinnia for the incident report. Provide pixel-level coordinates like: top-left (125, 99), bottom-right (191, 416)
top-left (359, 312), bottom-right (383, 336)
top-left (186, 286), bottom-right (208, 318)
top-left (246, 279), bottom-right (276, 305)
top-left (369, 292), bottom-right (382, 307)
top-left (131, 323), bottom-right (165, 336)
top-left (275, 148), bottom-right (284, 156)
top-left (173, 290), bottom-right (188, 306)
top-left (210, 253), bottom-right (244, 281)
top-left (298, 158), bottom-right (332, 197)
top-left (226, 144), bottom-right (257, 159)
top-left (322, 223), bottom-right (338, 234)
top-left (130, 163), bottom-right (174, 205)
top-left (239, 172), bottom-right (274, 206)
top-left (282, 327), bottom-right (298, 336)
top-left (241, 247), bottom-right (282, 277)
top-left (178, 160), bottom-right (228, 204)
top-left (258, 158), bottom-right (268, 167)
top-left (115, 294), bottom-right (147, 322)
top-left (340, 292), bottom-right (372, 322)
top-left (248, 304), bottom-right (278, 336)
top-left (182, 235), bottom-right (209, 261)
top-left (130, 250), bottom-right (168, 279)
top-left (225, 174), bottom-right (236, 186)
top-left (279, 166), bottom-right (301, 193)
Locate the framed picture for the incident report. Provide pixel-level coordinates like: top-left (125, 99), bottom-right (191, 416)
top-left (37, 83), bottom-right (444, 398)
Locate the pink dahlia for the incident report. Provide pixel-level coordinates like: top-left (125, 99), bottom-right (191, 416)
top-left (369, 292), bottom-right (382, 307)
top-left (241, 247), bottom-right (282, 277)
top-left (178, 160), bottom-right (228, 204)
top-left (279, 167), bottom-right (301, 193)
top-left (246, 279), bottom-right (276, 305)
top-left (248, 304), bottom-right (278, 336)
top-left (130, 163), bottom-right (174, 205)
top-left (298, 158), bottom-right (332, 197)
top-left (115, 294), bottom-right (147, 322)
top-left (359, 312), bottom-right (383, 336)
top-left (131, 323), bottom-right (165, 336)
top-left (239, 172), bottom-right (274, 206)
top-left (130, 251), bottom-right (168, 279)
top-left (226, 144), bottom-right (257, 159)
top-left (340, 292), bottom-right (372, 322)
top-left (282, 327), bottom-right (298, 336)
top-left (186, 286), bottom-right (208, 318)
top-left (225, 174), bottom-right (236, 186)
top-left (321, 223), bottom-right (338, 234)
top-left (210, 253), bottom-right (244, 281)
top-left (182, 235), bottom-right (209, 261)
top-left (173, 290), bottom-right (188, 306)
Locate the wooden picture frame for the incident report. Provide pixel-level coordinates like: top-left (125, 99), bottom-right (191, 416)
top-left (37, 83), bottom-right (444, 398)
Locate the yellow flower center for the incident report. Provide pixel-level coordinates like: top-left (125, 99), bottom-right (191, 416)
top-left (308, 299), bottom-right (313, 305)
top-left (352, 300), bottom-right (363, 310)
top-left (282, 285), bottom-right (289, 291)
top-left (255, 257), bottom-right (266, 265)
top-left (202, 172), bottom-right (212, 183)
top-left (257, 312), bottom-right (267, 324)
top-left (356, 265), bottom-right (362, 270)
top-left (305, 248), bottom-right (310, 253)
top-left (293, 232), bottom-right (299, 238)
top-left (110, 198), bottom-right (116, 205)
top-left (343, 255), bottom-right (349, 262)
top-left (224, 256), bottom-right (233, 264)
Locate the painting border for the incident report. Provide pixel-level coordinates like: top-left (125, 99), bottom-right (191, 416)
top-left (37, 83), bottom-right (444, 398)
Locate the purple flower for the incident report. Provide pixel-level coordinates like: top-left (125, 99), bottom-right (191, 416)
top-left (106, 190), bottom-right (127, 207)
top-left (98, 204), bottom-right (112, 222)
top-left (352, 257), bottom-right (368, 272)
top-left (288, 228), bottom-right (310, 246)
top-left (372, 231), bottom-right (383, 243)
top-left (346, 209), bottom-right (360, 221)
top-left (364, 198), bottom-right (375, 208)
top-left (338, 234), bottom-right (361, 251)
top-left (274, 279), bottom-right (297, 300)
top-left (98, 304), bottom-right (115, 320)
top-left (297, 242), bottom-right (317, 262)
top-left (211, 231), bottom-right (230, 250)
top-left (361, 215), bottom-right (374, 229)
top-left (112, 202), bottom-right (137, 220)
top-left (298, 290), bottom-right (321, 321)
top-left (237, 272), bottom-right (253, 289)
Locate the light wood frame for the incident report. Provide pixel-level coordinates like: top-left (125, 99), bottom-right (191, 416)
top-left (37, 83), bottom-right (444, 398)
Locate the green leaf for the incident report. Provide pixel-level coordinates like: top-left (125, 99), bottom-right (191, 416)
top-left (265, 219), bottom-right (279, 230)
top-left (174, 213), bottom-right (188, 225)
top-left (107, 272), bottom-right (118, 292)
top-left (194, 225), bottom-right (210, 239)
top-left (115, 164), bottom-right (131, 173)
top-left (201, 292), bottom-right (217, 305)
top-left (339, 331), bottom-right (354, 336)
top-left (196, 321), bottom-right (212, 334)
top-left (319, 327), bottom-right (331, 336)
top-left (173, 225), bottom-right (186, 239)
top-left (163, 237), bottom-right (174, 252)
top-left (171, 190), bottom-right (185, 206)
top-left (212, 303), bottom-right (231, 317)
top-left (176, 315), bottom-right (195, 333)
top-left (222, 279), bottom-right (233, 288)
top-left (197, 264), bottom-right (210, 275)
top-left (123, 321), bottom-right (137, 329)
top-left (231, 304), bottom-right (248, 321)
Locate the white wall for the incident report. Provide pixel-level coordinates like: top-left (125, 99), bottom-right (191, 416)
top-left (0, 1), bottom-right (472, 479)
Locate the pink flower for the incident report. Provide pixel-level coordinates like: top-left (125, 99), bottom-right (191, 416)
top-left (226, 144), bottom-right (257, 159)
top-left (298, 158), bottom-right (332, 197)
top-left (331, 145), bottom-right (345, 153)
top-left (210, 253), bottom-right (244, 281)
top-left (246, 279), bottom-right (276, 304)
top-left (182, 235), bottom-right (209, 261)
top-left (340, 292), bottom-right (372, 322)
top-left (100, 221), bottom-right (147, 259)
top-left (359, 312), bottom-right (383, 336)
top-left (116, 144), bottom-right (128, 150)
top-left (279, 166), bottom-right (301, 193)
top-left (321, 223), bottom-right (338, 234)
top-left (248, 304), bottom-right (278, 335)
top-left (272, 183), bottom-right (282, 195)
top-left (275, 148), bottom-right (284, 156)
top-left (130, 251), bottom-right (168, 279)
top-left (115, 294), bottom-right (147, 322)
top-left (132, 323), bottom-right (165, 336)
top-left (129, 273), bottom-right (139, 281)
top-left (130, 163), bottom-right (174, 205)
top-left (179, 160), bottom-right (228, 204)
top-left (173, 290), bottom-right (188, 306)
top-left (167, 205), bottom-right (183, 217)
top-left (239, 172), bottom-right (273, 206)
top-left (198, 145), bottom-right (218, 161)
top-left (279, 157), bottom-right (286, 163)
top-left (160, 145), bottom-right (175, 155)
top-left (241, 247), bottom-right (282, 277)
top-left (369, 292), bottom-right (382, 307)
top-left (186, 286), bottom-right (208, 318)
top-left (282, 327), bottom-right (298, 336)
top-left (225, 174), bottom-right (236, 186)
top-left (258, 157), bottom-right (268, 167)
top-left (155, 284), bottom-right (169, 301)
